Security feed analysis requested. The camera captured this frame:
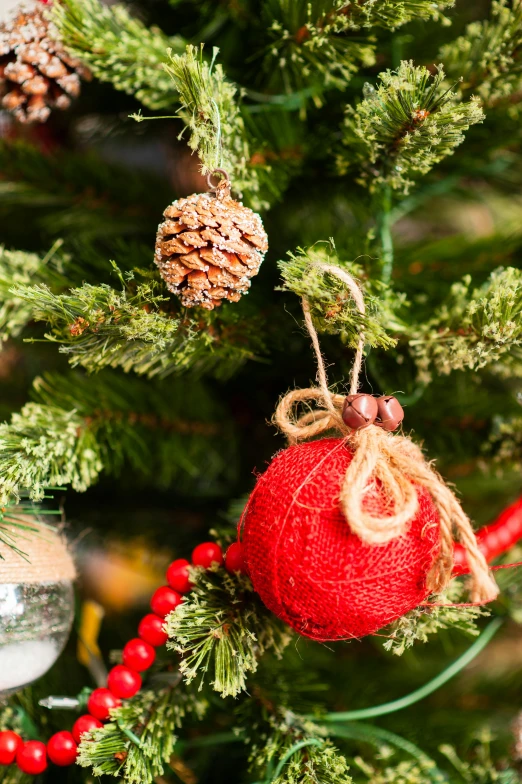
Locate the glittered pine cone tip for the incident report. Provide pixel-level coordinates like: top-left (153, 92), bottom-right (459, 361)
top-left (0, 1), bottom-right (91, 124)
top-left (154, 170), bottom-right (268, 310)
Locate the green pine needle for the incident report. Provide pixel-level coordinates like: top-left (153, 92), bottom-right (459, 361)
top-left (12, 269), bottom-right (266, 378)
top-left (77, 687), bottom-right (206, 783)
top-left (164, 45), bottom-right (258, 200)
top-left (166, 566), bottom-right (292, 698)
top-left (50, 0), bottom-right (185, 109)
top-left (278, 241), bottom-right (404, 349)
top-left (0, 369), bottom-right (240, 504)
top-left (383, 582), bottom-right (490, 656)
top-left (441, 0), bottom-right (522, 110)
top-left (0, 401), bottom-right (102, 504)
top-left (338, 61), bottom-right (484, 193)
top-left (0, 242), bottom-right (67, 344)
top-left (250, 715), bottom-right (352, 784)
top-left (408, 267), bottom-right (522, 382)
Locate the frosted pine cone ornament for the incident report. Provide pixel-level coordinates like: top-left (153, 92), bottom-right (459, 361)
top-left (0, 1), bottom-right (91, 124)
top-left (155, 170), bottom-right (268, 310)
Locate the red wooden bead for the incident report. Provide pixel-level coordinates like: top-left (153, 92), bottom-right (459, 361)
top-left (138, 613), bottom-right (168, 647)
top-left (47, 731), bottom-right (77, 767)
top-left (87, 688), bottom-right (121, 721)
top-left (150, 586), bottom-right (183, 617)
top-left (107, 665), bottom-right (142, 699)
top-left (123, 638), bottom-right (156, 671)
top-left (0, 730), bottom-right (23, 765)
top-left (16, 741), bottom-right (48, 775)
top-left (166, 558), bottom-right (192, 593)
top-left (72, 715), bottom-right (103, 745)
top-left (225, 542), bottom-right (248, 574)
top-left (192, 542), bottom-right (224, 569)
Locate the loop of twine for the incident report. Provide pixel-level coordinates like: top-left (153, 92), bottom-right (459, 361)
top-left (274, 263), bottom-right (498, 604)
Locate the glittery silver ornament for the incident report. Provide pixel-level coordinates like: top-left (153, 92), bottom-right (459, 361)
top-left (0, 579), bottom-right (74, 696)
top-left (0, 522), bottom-right (75, 698)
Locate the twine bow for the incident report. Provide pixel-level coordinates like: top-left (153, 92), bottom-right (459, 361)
top-left (275, 264), bottom-right (498, 602)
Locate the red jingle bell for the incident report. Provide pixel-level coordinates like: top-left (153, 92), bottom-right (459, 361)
top-left (241, 438), bottom-right (440, 641)
top-left (375, 395), bottom-right (404, 431)
top-left (342, 393), bottom-right (378, 430)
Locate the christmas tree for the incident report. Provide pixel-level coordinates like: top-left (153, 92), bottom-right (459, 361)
top-left (0, 0), bottom-right (522, 781)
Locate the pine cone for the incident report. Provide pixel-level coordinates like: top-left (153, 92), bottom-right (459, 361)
top-left (155, 179), bottom-right (268, 310)
top-left (0, 2), bottom-right (91, 124)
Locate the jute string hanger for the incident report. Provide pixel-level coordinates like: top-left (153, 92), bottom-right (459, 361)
top-left (274, 263), bottom-right (498, 603)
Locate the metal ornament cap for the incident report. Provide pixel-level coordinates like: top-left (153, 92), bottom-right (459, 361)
top-left (342, 393), bottom-right (378, 430)
top-left (375, 395), bottom-right (404, 431)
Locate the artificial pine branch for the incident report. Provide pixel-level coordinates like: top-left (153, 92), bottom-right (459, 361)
top-left (13, 270), bottom-right (266, 378)
top-left (165, 566), bottom-right (292, 698)
top-left (263, 0), bottom-right (376, 96)
top-left (383, 582), bottom-right (490, 656)
top-left (347, 0), bottom-right (454, 29)
top-left (0, 401), bottom-right (101, 504)
top-left (439, 732), bottom-right (519, 784)
top-left (0, 243), bottom-right (67, 344)
top-left (278, 242), bottom-right (405, 349)
top-left (352, 756), bottom-right (443, 784)
top-left (50, 0), bottom-right (185, 110)
top-left (0, 140), bottom-right (170, 245)
top-left (77, 686), bottom-right (207, 783)
top-left (408, 267), bottom-right (522, 382)
top-left (249, 714), bottom-right (352, 784)
top-left (440, 0), bottom-right (522, 110)
top-left (263, 0), bottom-right (454, 97)
top-left (338, 61), bottom-right (484, 193)
top-left (162, 45), bottom-right (259, 201)
top-left (0, 369), bottom-right (239, 503)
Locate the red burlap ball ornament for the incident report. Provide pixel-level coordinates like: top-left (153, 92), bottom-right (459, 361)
top-left (241, 438), bottom-right (441, 641)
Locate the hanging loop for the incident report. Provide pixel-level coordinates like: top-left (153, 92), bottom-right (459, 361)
top-left (207, 168), bottom-right (231, 198)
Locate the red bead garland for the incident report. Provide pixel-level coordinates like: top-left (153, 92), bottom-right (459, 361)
top-left (0, 541), bottom-right (226, 774)
top-left (150, 586), bottom-right (183, 617)
top-left (138, 613), bottom-right (169, 647)
top-left (166, 558), bottom-right (193, 593)
top-left (225, 542), bottom-right (248, 574)
top-left (192, 541), bottom-right (224, 569)
top-left (0, 730), bottom-right (23, 765)
top-left (123, 638), bottom-right (156, 671)
top-left (16, 741), bottom-right (48, 775)
top-left (107, 665), bottom-right (142, 699)
top-left (3, 510), bottom-right (522, 776)
top-left (47, 732), bottom-right (77, 766)
top-left (4, 519), bottom-right (522, 775)
top-left (71, 715), bottom-right (103, 745)
top-left (87, 688), bottom-right (122, 721)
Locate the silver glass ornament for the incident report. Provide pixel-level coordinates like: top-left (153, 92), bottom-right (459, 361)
top-left (0, 580), bottom-right (74, 697)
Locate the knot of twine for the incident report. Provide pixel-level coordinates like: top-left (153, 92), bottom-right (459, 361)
top-left (274, 263), bottom-right (498, 603)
